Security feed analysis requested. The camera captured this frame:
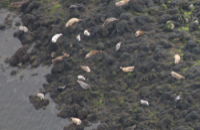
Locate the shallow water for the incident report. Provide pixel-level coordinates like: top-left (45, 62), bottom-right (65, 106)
top-left (0, 8), bottom-right (100, 130)
top-left (0, 8), bottom-right (66, 130)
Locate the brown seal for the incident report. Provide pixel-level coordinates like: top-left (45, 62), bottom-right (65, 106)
top-left (81, 65), bottom-right (91, 73)
top-left (102, 17), bottom-right (118, 28)
top-left (115, 0), bottom-right (130, 7)
top-left (120, 66), bottom-right (135, 72)
top-left (85, 50), bottom-right (102, 59)
top-left (174, 54), bottom-right (180, 64)
top-left (135, 30), bottom-right (147, 37)
top-left (52, 53), bottom-right (69, 63)
top-left (65, 18), bottom-right (82, 27)
top-left (171, 71), bottom-right (185, 80)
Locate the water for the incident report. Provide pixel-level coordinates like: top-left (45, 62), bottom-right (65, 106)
top-left (0, 8), bottom-right (100, 130)
top-left (0, 9), bottom-right (66, 130)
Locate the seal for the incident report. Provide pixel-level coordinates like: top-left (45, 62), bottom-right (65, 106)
top-left (85, 50), bottom-right (102, 59)
top-left (116, 42), bottom-right (122, 51)
top-left (71, 117), bottom-right (82, 125)
top-left (135, 30), bottom-right (147, 37)
top-left (102, 17), bottom-right (118, 28)
top-left (120, 66), bottom-right (135, 72)
top-left (175, 95), bottom-right (181, 102)
top-left (65, 18), bottom-right (82, 28)
top-left (77, 75), bottom-right (86, 81)
top-left (174, 54), bottom-right (180, 64)
top-left (84, 30), bottom-right (90, 36)
top-left (19, 26), bottom-right (28, 32)
top-left (76, 34), bottom-right (81, 41)
top-left (77, 80), bottom-right (90, 89)
top-left (36, 93), bottom-right (44, 100)
top-left (171, 71), bottom-right (185, 80)
top-left (115, 0), bottom-right (130, 7)
top-left (52, 33), bottom-right (62, 43)
top-left (52, 53), bottom-right (69, 64)
top-left (140, 99), bottom-right (149, 106)
top-left (81, 65), bottom-right (91, 73)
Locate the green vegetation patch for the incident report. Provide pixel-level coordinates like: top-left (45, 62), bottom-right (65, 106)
top-left (194, 60), bottom-right (200, 66)
top-left (182, 67), bottom-right (188, 72)
top-left (179, 26), bottom-right (189, 31)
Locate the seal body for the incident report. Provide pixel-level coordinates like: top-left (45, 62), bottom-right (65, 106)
top-left (102, 17), bottom-right (118, 28)
top-left (175, 95), bottom-right (181, 102)
top-left (57, 85), bottom-right (67, 91)
top-left (81, 65), bottom-right (91, 73)
top-left (52, 33), bottom-right (62, 43)
top-left (65, 18), bottom-right (81, 27)
top-left (71, 117), bottom-right (82, 125)
top-left (116, 42), bottom-right (122, 51)
top-left (76, 34), bottom-right (81, 41)
top-left (84, 30), bottom-right (90, 36)
top-left (141, 100), bottom-right (149, 106)
top-left (19, 26), bottom-right (28, 32)
top-left (77, 80), bottom-right (90, 89)
top-left (115, 0), bottom-right (130, 7)
top-left (174, 54), bottom-right (180, 64)
top-left (171, 71), bottom-right (185, 80)
top-left (52, 53), bottom-right (69, 63)
top-left (135, 30), bottom-right (147, 37)
top-left (37, 93), bottom-right (44, 100)
top-left (85, 50), bottom-right (102, 59)
top-left (77, 75), bottom-right (85, 81)
top-left (120, 66), bottom-right (135, 72)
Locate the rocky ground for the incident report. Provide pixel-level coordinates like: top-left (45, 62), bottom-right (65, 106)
top-left (2, 0), bottom-right (200, 129)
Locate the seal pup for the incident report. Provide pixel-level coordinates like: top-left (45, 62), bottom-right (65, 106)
top-left (135, 30), bottom-right (147, 37)
top-left (11, 0), bottom-right (27, 8)
top-left (171, 71), bottom-right (185, 80)
top-left (77, 80), bottom-right (90, 89)
top-left (140, 99), bottom-right (149, 106)
top-left (120, 66), bottom-right (135, 73)
top-left (102, 17), bottom-right (118, 28)
top-left (37, 93), bottom-right (44, 100)
top-left (115, 42), bottom-right (122, 51)
top-left (71, 117), bottom-right (82, 125)
top-left (115, 0), bottom-right (130, 7)
top-left (76, 34), bottom-right (81, 41)
top-left (85, 50), bottom-right (102, 59)
top-left (84, 30), bottom-right (90, 36)
top-left (52, 33), bottom-right (62, 43)
top-left (65, 18), bottom-right (82, 28)
top-left (81, 65), bottom-right (91, 73)
top-left (19, 26), bottom-right (28, 32)
top-left (174, 54), bottom-right (180, 64)
top-left (52, 53), bottom-right (69, 63)
top-left (77, 75), bottom-right (86, 81)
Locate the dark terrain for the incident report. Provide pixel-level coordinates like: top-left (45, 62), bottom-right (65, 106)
top-left (2, 0), bottom-right (200, 129)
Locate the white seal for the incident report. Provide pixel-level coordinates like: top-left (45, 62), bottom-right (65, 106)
top-left (52, 33), bottom-right (62, 43)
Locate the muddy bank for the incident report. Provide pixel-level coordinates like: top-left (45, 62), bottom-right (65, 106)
top-left (3, 0), bottom-right (200, 129)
